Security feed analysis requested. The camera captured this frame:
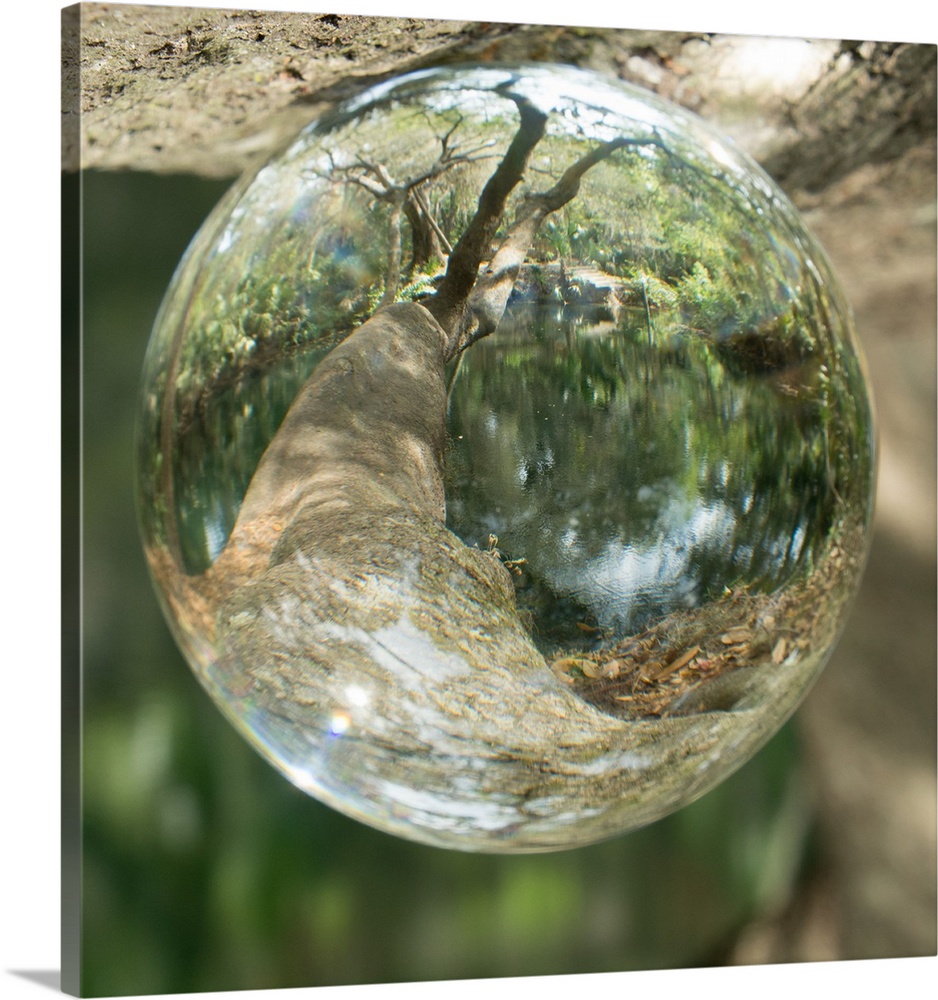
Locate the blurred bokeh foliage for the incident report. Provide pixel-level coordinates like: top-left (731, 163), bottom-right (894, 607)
top-left (79, 169), bottom-right (819, 996)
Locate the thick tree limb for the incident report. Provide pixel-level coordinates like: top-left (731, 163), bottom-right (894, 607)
top-left (424, 92), bottom-right (548, 340)
top-left (459, 137), bottom-right (629, 351)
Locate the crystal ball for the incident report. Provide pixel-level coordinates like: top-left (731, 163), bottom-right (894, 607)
top-left (136, 65), bottom-right (875, 852)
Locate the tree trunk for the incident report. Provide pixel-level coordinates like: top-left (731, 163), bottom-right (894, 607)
top-left (380, 195), bottom-right (405, 307)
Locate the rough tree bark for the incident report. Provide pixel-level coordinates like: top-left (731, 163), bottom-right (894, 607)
top-left (65, 6), bottom-right (935, 187)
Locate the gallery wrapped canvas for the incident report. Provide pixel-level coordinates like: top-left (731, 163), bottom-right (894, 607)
top-left (59, 3), bottom-right (936, 997)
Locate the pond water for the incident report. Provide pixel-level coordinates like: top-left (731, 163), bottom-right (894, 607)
top-left (445, 302), bottom-right (835, 653)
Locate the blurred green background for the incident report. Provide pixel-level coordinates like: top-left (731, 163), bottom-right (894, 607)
top-left (76, 168), bottom-right (821, 996)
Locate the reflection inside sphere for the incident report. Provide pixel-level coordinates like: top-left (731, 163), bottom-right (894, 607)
top-left (137, 65), bottom-right (875, 852)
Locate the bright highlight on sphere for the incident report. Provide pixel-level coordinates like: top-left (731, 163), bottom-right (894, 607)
top-left (137, 65), bottom-right (875, 852)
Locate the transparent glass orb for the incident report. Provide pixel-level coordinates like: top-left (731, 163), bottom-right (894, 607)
top-left (137, 65), bottom-right (875, 852)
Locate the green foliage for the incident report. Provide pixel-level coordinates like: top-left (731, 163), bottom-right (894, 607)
top-left (676, 260), bottom-right (742, 333)
top-left (396, 268), bottom-right (442, 303)
top-left (625, 270), bottom-right (679, 310)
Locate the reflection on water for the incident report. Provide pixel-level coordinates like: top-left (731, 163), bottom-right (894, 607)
top-left (445, 302), bottom-right (837, 646)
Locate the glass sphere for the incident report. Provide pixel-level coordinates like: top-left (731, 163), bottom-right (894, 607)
top-left (137, 64), bottom-right (875, 852)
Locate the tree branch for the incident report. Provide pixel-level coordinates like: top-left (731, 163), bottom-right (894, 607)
top-left (452, 137), bottom-right (630, 356)
top-left (424, 90), bottom-right (548, 341)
